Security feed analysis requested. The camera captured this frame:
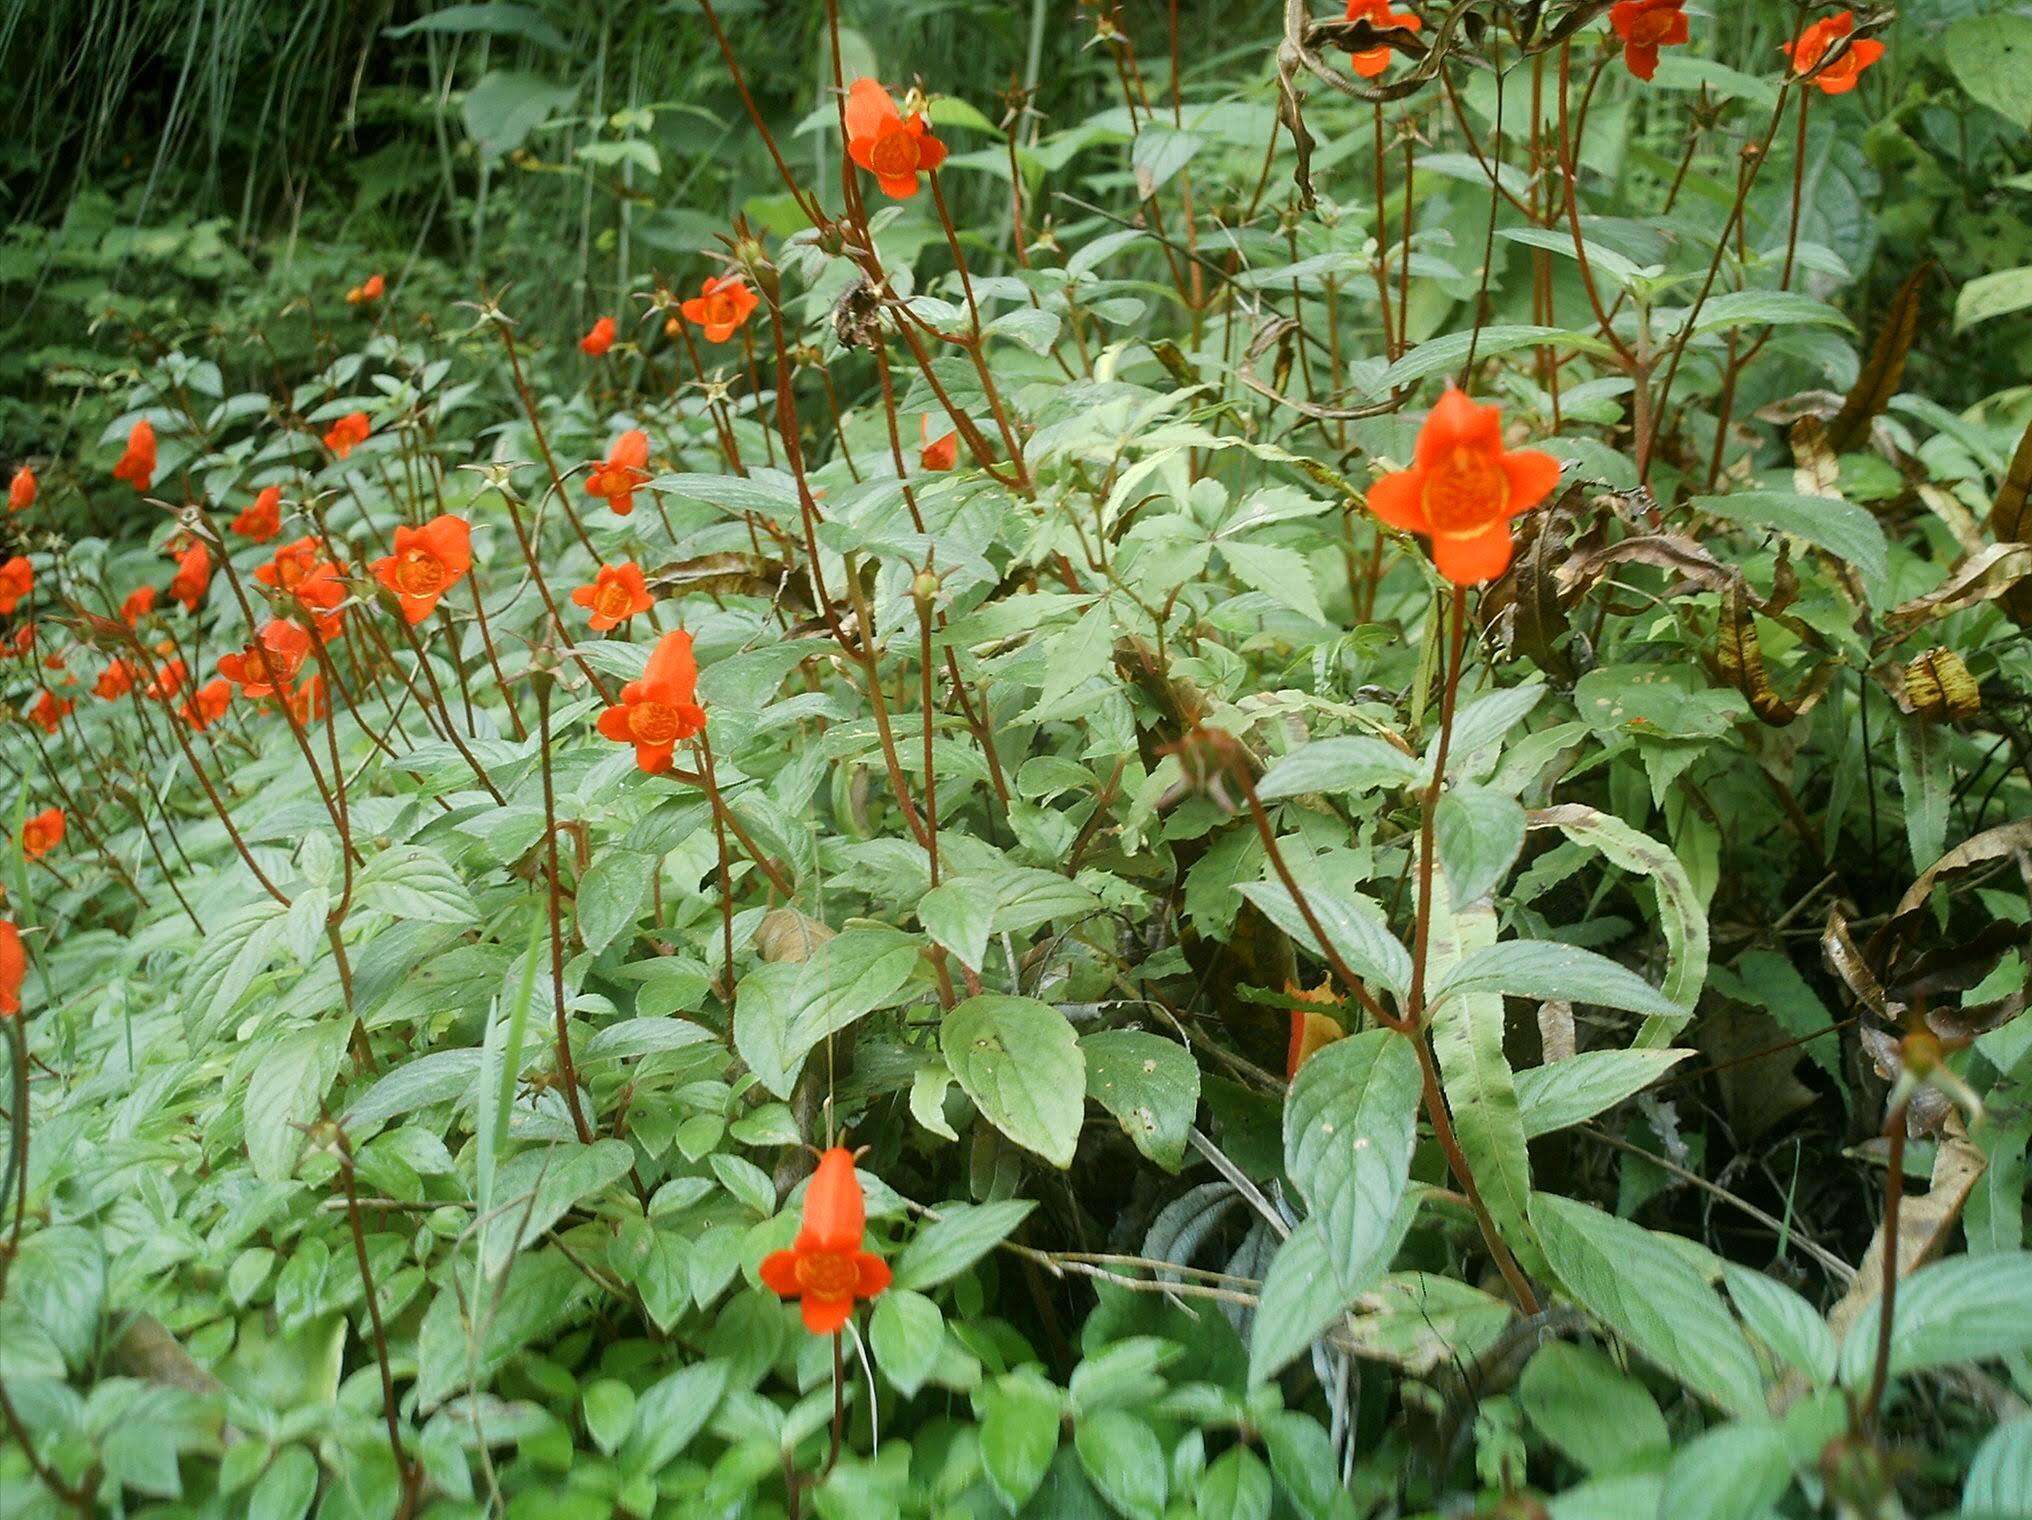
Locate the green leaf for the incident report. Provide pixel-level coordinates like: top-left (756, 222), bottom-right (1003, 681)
top-left (908, 1060), bottom-right (960, 1141)
top-left (243, 1024), bottom-right (347, 1183)
top-left (1281, 1029), bottom-right (1419, 1303)
top-left (8, 1226), bottom-right (105, 1372)
top-left (1689, 490), bottom-right (1888, 602)
top-left (1246, 1217), bottom-right (1344, 1386)
top-left (356, 845), bottom-right (477, 924)
top-left (1657, 1421), bottom-right (1793, 1520)
top-left (1514, 1048), bottom-right (1693, 1137)
top-left (895, 1200), bottom-right (1036, 1292)
top-left (1237, 871), bottom-right (1412, 995)
top-left (247, 1446), bottom-right (319, 1520)
top-left (619, 1359), bottom-right (729, 1477)
top-left (1029, 599), bottom-right (1115, 720)
top-left (462, 70), bottom-right (578, 159)
top-left (1518, 1340), bottom-right (1669, 1475)
top-left (1255, 736), bottom-right (1421, 800)
top-left (1219, 540), bottom-right (1325, 623)
top-left (869, 1290), bottom-right (945, 1397)
top-left (484, 1139), bottom-right (638, 1277)
top-left (1080, 1029), bottom-right (1198, 1170)
top-left (344, 1049), bottom-right (482, 1133)
top-left (1366, 326), bottom-right (1612, 396)
top-left (577, 847), bottom-right (655, 958)
top-left (978, 1372), bottom-right (1065, 1512)
top-left (1944, 16), bottom-right (2032, 130)
top-left (1894, 712), bottom-right (1949, 874)
top-left (1261, 1412), bottom-right (1355, 1520)
top-left (1430, 940), bottom-right (1682, 1020)
top-left (918, 880), bottom-right (996, 971)
top-left (386, 3), bottom-right (568, 51)
top-left (1533, 1192), bottom-right (1765, 1416)
top-left (1955, 266), bottom-right (2032, 333)
top-left (1681, 290), bottom-right (1851, 336)
top-left (735, 927), bottom-right (922, 1098)
top-left (1074, 1409), bottom-right (1167, 1520)
top-left (940, 995), bottom-right (1086, 1168)
top-left (1837, 1252), bottom-right (2032, 1389)
top-left (1495, 226), bottom-right (1646, 288)
top-left (582, 1379), bottom-right (637, 1457)
top-left (1722, 1264), bottom-right (1836, 1385)
top-left (1197, 1446), bottom-right (1272, 1520)
top-left (1435, 784), bottom-right (1526, 904)
top-left (1964, 1418), bottom-right (2032, 1520)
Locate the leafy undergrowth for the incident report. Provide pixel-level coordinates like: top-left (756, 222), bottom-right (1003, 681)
top-left (3, 5), bottom-right (2032, 1520)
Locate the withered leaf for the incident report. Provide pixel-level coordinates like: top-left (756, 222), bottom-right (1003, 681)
top-left (1826, 262), bottom-right (1928, 454)
top-left (1711, 581), bottom-right (1833, 726)
top-left (1880, 542), bottom-right (2032, 639)
top-left (1880, 818), bottom-right (2032, 952)
top-left (1827, 1124), bottom-right (1985, 1342)
top-left (1991, 413), bottom-right (2032, 626)
top-left (1897, 647), bottom-right (1979, 723)
top-left (1823, 906), bottom-right (1896, 1022)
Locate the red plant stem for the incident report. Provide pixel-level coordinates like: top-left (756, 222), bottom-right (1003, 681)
top-left (1860, 1103), bottom-right (1908, 1431)
top-left (698, 731), bottom-right (738, 1002)
top-left (537, 678), bottom-right (595, 1146)
top-left (334, 1125), bottom-right (417, 1516)
top-left (499, 321), bottom-right (603, 561)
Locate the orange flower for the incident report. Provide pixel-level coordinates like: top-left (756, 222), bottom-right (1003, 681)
top-left (1363, 387), bottom-right (1561, 585)
top-left (1783, 10), bottom-right (1883, 94)
top-left (680, 276), bottom-right (760, 343)
top-left (0, 556), bottom-right (30, 615)
top-left (759, 1148), bottom-right (892, 1334)
top-left (120, 586), bottom-right (157, 625)
top-left (257, 537), bottom-right (349, 637)
top-left (285, 674), bottom-right (328, 726)
top-left (20, 807), bottom-right (63, 860)
top-left (323, 412), bottom-right (371, 460)
top-left (181, 678), bottom-right (233, 731)
top-left (0, 919), bottom-right (22, 1016)
top-left (113, 419), bottom-right (156, 492)
top-left (845, 78), bottom-right (948, 199)
top-left (571, 562), bottom-right (655, 632)
top-left (346, 272), bottom-right (386, 305)
top-left (1288, 1008), bottom-right (1346, 1080)
top-left (233, 485), bottom-right (283, 542)
top-left (595, 627), bottom-right (706, 773)
top-left (27, 691), bottom-right (70, 733)
top-left (1609, 0), bottom-right (1689, 80)
top-left (1344, 0), bottom-right (1421, 78)
top-left (919, 415), bottom-right (957, 472)
top-left (580, 316), bottom-right (617, 357)
top-left (370, 514), bottom-right (471, 624)
top-left (168, 542), bottom-right (212, 612)
top-left (94, 660), bottom-right (134, 700)
top-left (585, 429), bottom-right (651, 517)
top-left (145, 658), bottom-right (187, 701)
top-left (8, 466), bottom-right (34, 512)
top-left (8, 626), bottom-right (30, 660)
top-left (218, 619), bottom-right (311, 699)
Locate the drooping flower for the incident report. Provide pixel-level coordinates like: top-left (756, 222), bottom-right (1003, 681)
top-left (94, 660), bottom-right (135, 701)
top-left (0, 919), bottom-right (22, 1016)
top-left (759, 1148), bottom-right (892, 1334)
top-left (595, 627), bottom-right (706, 773)
top-left (919, 415), bottom-right (958, 473)
top-left (680, 276), bottom-right (760, 344)
top-left (571, 562), bottom-right (655, 632)
top-left (0, 556), bottom-right (30, 615)
top-left (145, 657), bottom-right (187, 701)
top-left (585, 429), bottom-right (651, 517)
top-left (113, 419), bottom-right (156, 492)
top-left (1286, 981), bottom-right (1347, 1081)
top-left (323, 412), bottom-right (371, 460)
top-left (168, 542), bottom-right (212, 612)
top-left (218, 619), bottom-right (311, 699)
top-left (1344, 0), bottom-right (1422, 79)
top-left (1362, 387), bottom-right (1562, 585)
top-left (8, 467), bottom-right (34, 513)
top-left (27, 690), bottom-right (70, 733)
top-left (181, 678), bottom-right (233, 731)
top-left (370, 514), bottom-right (471, 624)
top-left (20, 807), bottom-right (63, 860)
top-left (233, 485), bottom-right (283, 542)
top-left (346, 272), bottom-right (386, 306)
top-left (1609, 0), bottom-right (1689, 81)
top-left (1783, 10), bottom-right (1884, 94)
top-left (580, 316), bottom-right (617, 357)
top-left (845, 78), bottom-right (948, 199)
top-left (120, 586), bottom-right (157, 625)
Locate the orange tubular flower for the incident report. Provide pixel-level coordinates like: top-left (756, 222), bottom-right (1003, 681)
top-left (218, 619), bottom-right (311, 700)
top-left (27, 691), bottom-right (70, 733)
top-left (1363, 387), bottom-right (1562, 585)
top-left (919, 415), bottom-right (957, 473)
top-left (323, 412), bottom-right (371, 460)
top-left (0, 919), bottom-right (22, 1016)
top-left (20, 807), bottom-right (63, 860)
top-left (585, 429), bottom-right (651, 517)
top-left (760, 1148), bottom-right (892, 1334)
top-left (1344, 0), bottom-right (1422, 78)
top-left (571, 562), bottom-right (655, 633)
top-left (257, 538), bottom-right (349, 638)
top-left (680, 276), bottom-right (760, 344)
top-left (145, 658), bottom-right (187, 701)
top-left (181, 678), bottom-right (233, 731)
top-left (120, 586), bottom-right (157, 625)
top-left (1609, 0), bottom-right (1689, 81)
top-left (234, 485), bottom-right (283, 542)
top-left (580, 316), bottom-right (617, 357)
top-left (0, 556), bottom-right (30, 615)
top-left (113, 419), bottom-right (156, 492)
top-left (370, 514), bottom-right (471, 624)
top-left (168, 542), bottom-right (212, 612)
top-left (1783, 10), bottom-right (1883, 94)
top-left (94, 661), bottom-right (134, 701)
top-left (595, 627), bottom-right (706, 773)
top-left (346, 272), bottom-right (386, 306)
top-left (8, 466), bottom-right (34, 513)
top-left (845, 78), bottom-right (948, 199)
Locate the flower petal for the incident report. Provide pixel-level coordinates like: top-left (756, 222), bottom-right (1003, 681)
top-left (759, 1249), bottom-right (801, 1298)
top-left (801, 1295), bottom-right (854, 1335)
top-left (1499, 449), bottom-right (1563, 516)
top-left (1364, 468), bottom-right (1430, 534)
top-left (844, 78), bottom-right (896, 142)
top-left (1432, 522), bottom-right (1516, 585)
top-left (1415, 386), bottom-right (1501, 467)
top-left (855, 1252), bottom-right (892, 1299)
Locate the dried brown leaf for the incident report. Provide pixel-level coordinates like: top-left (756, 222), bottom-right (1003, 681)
top-left (1896, 647), bottom-right (1979, 723)
top-left (1827, 262), bottom-right (1928, 454)
top-left (1826, 1124), bottom-right (1985, 1343)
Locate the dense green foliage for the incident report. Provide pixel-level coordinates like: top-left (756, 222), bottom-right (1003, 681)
top-left (4, 3), bottom-right (2032, 1519)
